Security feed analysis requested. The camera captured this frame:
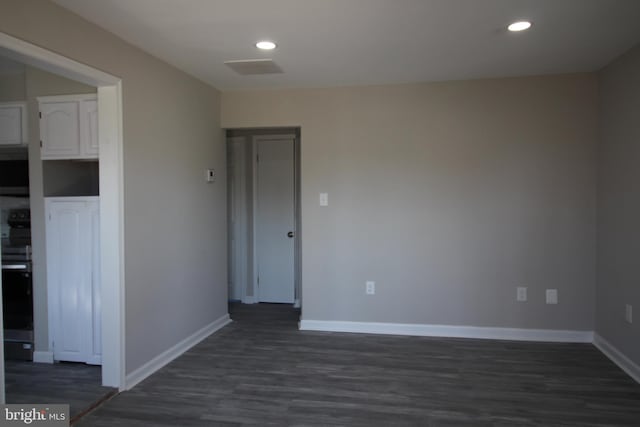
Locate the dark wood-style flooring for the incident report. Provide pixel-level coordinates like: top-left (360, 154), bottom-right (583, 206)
top-left (4, 359), bottom-right (116, 421)
top-left (77, 303), bottom-right (640, 426)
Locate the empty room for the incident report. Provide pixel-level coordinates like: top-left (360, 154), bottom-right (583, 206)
top-left (1, 0), bottom-right (639, 426)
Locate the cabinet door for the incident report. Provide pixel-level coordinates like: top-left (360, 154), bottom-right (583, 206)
top-left (80, 99), bottom-right (99, 158)
top-left (46, 200), bottom-right (89, 363)
top-left (40, 101), bottom-right (81, 159)
top-left (47, 198), bottom-right (102, 365)
top-left (0, 104), bottom-right (26, 146)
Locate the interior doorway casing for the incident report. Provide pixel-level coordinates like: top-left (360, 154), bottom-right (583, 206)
top-left (0, 32), bottom-right (126, 398)
top-left (226, 128), bottom-right (302, 308)
top-left (227, 136), bottom-right (248, 302)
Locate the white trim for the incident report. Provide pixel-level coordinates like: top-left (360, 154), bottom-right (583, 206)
top-left (0, 31), bottom-right (125, 391)
top-left (593, 333), bottom-right (640, 384)
top-left (299, 320), bottom-right (593, 343)
top-left (98, 83), bottom-right (126, 390)
top-left (251, 137), bottom-right (259, 302)
top-left (125, 314), bottom-right (232, 390)
top-left (0, 33), bottom-right (119, 86)
top-left (228, 137), bottom-right (249, 302)
top-left (43, 196), bottom-right (100, 203)
top-left (293, 133), bottom-right (301, 308)
top-left (242, 295), bottom-right (258, 304)
top-left (33, 351), bottom-right (54, 364)
top-left (36, 93), bottom-right (97, 103)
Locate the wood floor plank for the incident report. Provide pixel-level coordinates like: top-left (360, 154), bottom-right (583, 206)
top-left (77, 303), bottom-right (640, 426)
top-left (4, 359), bottom-right (116, 420)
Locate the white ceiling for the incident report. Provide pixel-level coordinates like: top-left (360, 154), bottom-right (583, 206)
top-left (53, 0), bottom-right (640, 91)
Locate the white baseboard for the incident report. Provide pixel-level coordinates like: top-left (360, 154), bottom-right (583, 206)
top-left (125, 314), bottom-right (231, 390)
top-left (242, 295), bottom-right (257, 304)
top-left (33, 351), bottom-right (54, 364)
top-left (593, 333), bottom-right (640, 384)
top-left (299, 320), bottom-right (593, 343)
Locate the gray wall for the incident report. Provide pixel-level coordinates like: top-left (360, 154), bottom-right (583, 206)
top-left (1, 0), bottom-right (227, 374)
top-left (24, 65), bottom-right (96, 352)
top-left (223, 74), bottom-right (598, 331)
top-left (597, 44), bottom-right (640, 366)
top-left (0, 67), bottom-right (27, 160)
top-left (0, 69), bottom-right (25, 101)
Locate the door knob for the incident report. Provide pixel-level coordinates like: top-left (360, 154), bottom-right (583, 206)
top-left (287, 231), bottom-right (295, 238)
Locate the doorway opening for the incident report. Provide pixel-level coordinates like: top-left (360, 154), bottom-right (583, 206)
top-left (0, 32), bottom-right (125, 407)
top-left (0, 56), bottom-right (115, 416)
top-left (226, 128), bottom-right (301, 310)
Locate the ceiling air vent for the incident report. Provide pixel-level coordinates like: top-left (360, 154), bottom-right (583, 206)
top-left (224, 59), bottom-right (283, 75)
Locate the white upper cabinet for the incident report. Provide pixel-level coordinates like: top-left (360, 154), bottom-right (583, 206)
top-left (0, 102), bottom-right (27, 146)
top-left (38, 94), bottom-right (98, 160)
top-left (82, 99), bottom-right (99, 157)
top-left (39, 100), bottom-right (80, 157)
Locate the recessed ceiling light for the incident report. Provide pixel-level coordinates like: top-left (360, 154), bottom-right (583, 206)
top-left (508, 21), bottom-right (532, 32)
top-left (256, 41), bottom-right (276, 50)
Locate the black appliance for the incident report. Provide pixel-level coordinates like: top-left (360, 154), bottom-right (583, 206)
top-left (2, 208), bottom-right (34, 361)
top-left (0, 160), bottom-right (30, 196)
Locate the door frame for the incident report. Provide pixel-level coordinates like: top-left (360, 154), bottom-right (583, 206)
top-left (252, 133), bottom-right (300, 305)
top-left (227, 137), bottom-right (249, 303)
top-left (0, 32), bottom-right (125, 395)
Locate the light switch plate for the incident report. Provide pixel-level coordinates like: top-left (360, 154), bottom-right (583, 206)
top-left (546, 289), bottom-right (558, 305)
top-left (366, 281), bottom-right (375, 295)
top-left (517, 287), bottom-right (527, 302)
top-left (205, 169), bottom-right (215, 183)
top-left (319, 193), bottom-right (328, 206)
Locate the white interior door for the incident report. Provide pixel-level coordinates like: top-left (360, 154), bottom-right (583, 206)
top-left (256, 137), bottom-right (295, 303)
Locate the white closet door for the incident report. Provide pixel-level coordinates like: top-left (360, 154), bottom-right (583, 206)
top-left (47, 200), bottom-right (88, 363)
top-left (46, 197), bottom-right (101, 365)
